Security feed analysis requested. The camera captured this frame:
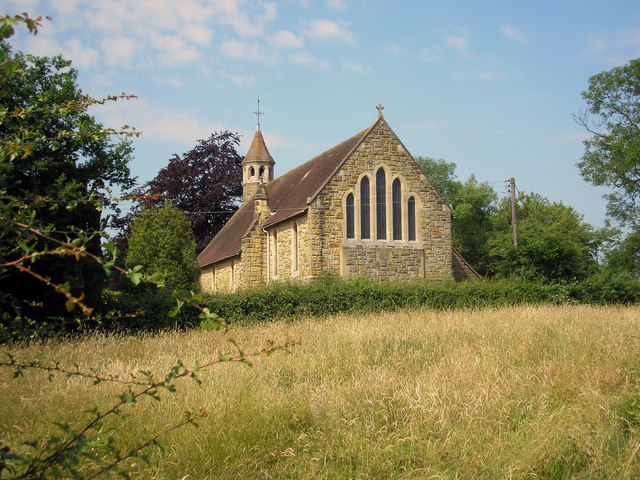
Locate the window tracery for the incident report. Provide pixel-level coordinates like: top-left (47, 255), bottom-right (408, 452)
top-left (344, 167), bottom-right (418, 244)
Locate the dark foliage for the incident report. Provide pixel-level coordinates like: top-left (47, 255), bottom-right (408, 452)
top-left (138, 131), bottom-right (243, 253)
top-left (125, 201), bottom-right (200, 293)
top-left (0, 43), bottom-right (134, 323)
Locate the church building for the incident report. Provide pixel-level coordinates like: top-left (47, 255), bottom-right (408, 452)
top-left (197, 105), bottom-right (478, 292)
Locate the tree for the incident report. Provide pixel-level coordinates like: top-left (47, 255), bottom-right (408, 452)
top-left (452, 175), bottom-right (497, 275)
top-left (600, 229), bottom-right (640, 278)
top-left (126, 201), bottom-right (199, 292)
top-left (0, 16), bottom-right (292, 479)
top-left (0, 37), bottom-right (135, 320)
top-left (415, 156), bottom-right (460, 200)
top-left (487, 192), bottom-right (600, 280)
top-left (416, 156), bottom-right (497, 274)
top-left (138, 132), bottom-right (243, 253)
top-left (576, 58), bottom-right (640, 229)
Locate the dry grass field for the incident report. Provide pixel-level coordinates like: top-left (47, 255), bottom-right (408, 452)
top-left (2, 304), bottom-right (640, 479)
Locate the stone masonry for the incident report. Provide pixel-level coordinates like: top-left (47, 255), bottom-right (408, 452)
top-left (197, 109), bottom-right (477, 293)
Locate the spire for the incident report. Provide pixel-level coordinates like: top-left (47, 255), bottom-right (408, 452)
top-left (253, 98), bottom-right (263, 131)
top-left (242, 102), bottom-right (275, 203)
top-left (242, 128), bottom-right (275, 166)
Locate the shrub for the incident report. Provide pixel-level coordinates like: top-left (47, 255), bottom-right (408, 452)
top-left (200, 275), bottom-right (640, 325)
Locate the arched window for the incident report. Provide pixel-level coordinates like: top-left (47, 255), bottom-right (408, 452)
top-left (392, 178), bottom-right (402, 240)
top-left (408, 196), bottom-right (416, 241)
top-left (249, 166), bottom-right (255, 178)
top-left (376, 168), bottom-right (386, 240)
top-left (259, 165), bottom-right (265, 178)
top-left (346, 193), bottom-right (354, 239)
top-left (360, 177), bottom-right (370, 239)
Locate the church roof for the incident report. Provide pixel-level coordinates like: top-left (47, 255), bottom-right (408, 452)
top-left (197, 122), bottom-right (372, 267)
top-left (261, 127), bottom-right (369, 228)
top-left (196, 197), bottom-right (257, 267)
top-left (242, 128), bottom-right (274, 166)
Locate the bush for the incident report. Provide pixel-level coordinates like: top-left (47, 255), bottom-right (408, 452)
top-left (199, 275), bottom-right (640, 325)
top-left (101, 287), bottom-right (200, 332)
top-left (126, 201), bottom-right (200, 293)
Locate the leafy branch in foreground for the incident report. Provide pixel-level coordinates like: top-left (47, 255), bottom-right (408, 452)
top-left (1, 13), bottom-right (298, 479)
top-left (1, 198), bottom-right (224, 334)
top-left (0, 339), bottom-right (299, 479)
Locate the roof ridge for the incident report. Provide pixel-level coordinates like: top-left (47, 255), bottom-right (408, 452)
top-left (269, 127), bottom-right (369, 186)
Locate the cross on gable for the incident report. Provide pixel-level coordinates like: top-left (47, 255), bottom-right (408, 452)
top-left (376, 103), bottom-right (384, 116)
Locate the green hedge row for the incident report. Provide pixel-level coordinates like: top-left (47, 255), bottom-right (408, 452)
top-left (199, 273), bottom-right (640, 325)
top-left (98, 273), bottom-right (640, 333)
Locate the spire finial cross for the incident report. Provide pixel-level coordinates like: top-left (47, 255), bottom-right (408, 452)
top-left (376, 103), bottom-right (384, 116)
top-left (253, 98), bottom-right (264, 130)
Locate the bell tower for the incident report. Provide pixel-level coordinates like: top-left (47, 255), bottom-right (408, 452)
top-left (242, 100), bottom-right (275, 203)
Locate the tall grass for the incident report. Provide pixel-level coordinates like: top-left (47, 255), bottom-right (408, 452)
top-left (2, 305), bottom-right (640, 478)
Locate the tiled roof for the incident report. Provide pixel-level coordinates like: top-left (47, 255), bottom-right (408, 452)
top-left (262, 127), bottom-right (368, 227)
top-left (197, 124), bottom-right (371, 267)
top-left (242, 128), bottom-right (274, 166)
top-left (196, 197), bottom-right (256, 266)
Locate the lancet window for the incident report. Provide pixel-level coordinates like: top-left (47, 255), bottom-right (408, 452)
top-left (345, 168), bottom-right (418, 244)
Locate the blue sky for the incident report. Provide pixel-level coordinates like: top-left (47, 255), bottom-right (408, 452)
top-left (7, 0), bottom-right (640, 228)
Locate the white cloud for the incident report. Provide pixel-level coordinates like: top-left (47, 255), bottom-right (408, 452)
top-left (585, 29), bottom-right (640, 65)
top-left (326, 0), bottom-right (347, 9)
top-left (183, 24), bottom-right (215, 46)
top-left (305, 19), bottom-right (355, 43)
top-left (446, 35), bottom-right (473, 58)
top-left (343, 60), bottom-right (371, 73)
top-left (220, 40), bottom-right (273, 63)
top-left (500, 24), bottom-right (527, 43)
top-left (226, 74), bottom-right (256, 86)
top-left (289, 52), bottom-right (330, 69)
top-left (62, 39), bottom-right (98, 69)
top-left (17, 0), bottom-right (283, 73)
top-left (586, 36), bottom-right (608, 55)
top-left (97, 98), bottom-right (232, 144)
top-left (418, 46), bottom-right (444, 62)
top-left (384, 43), bottom-right (411, 57)
top-left (477, 71), bottom-right (506, 81)
top-left (4, 0), bottom-right (40, 12)
top-left (154, 76), bottom-right (186, 88)
top-left (151, 33), bottom-right (202, 64)
top-left (217, 1), bottom-right (277, 38)
top-left (19, 22), bottom-right (64, 58)
top-left (100, 36), bottom-right (137, 66)
top-left (271, 30), bottom-right (304, 49)
top-left (85, 73), bottom-right (115, 96)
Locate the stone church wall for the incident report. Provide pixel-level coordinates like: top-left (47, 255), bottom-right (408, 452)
top-left (199, 256), bottom-right (237, 293)
top-left (341, 245), bottom-right (425, 279)
top-left (238, 222), bottom-right (267, 288)
top-left (264, 215), bottom-right (310, 282)
top-left (305, 120), bottom-right (452, 280)
top-left (200, 265), bottom-right (214, 292)
top-left (199, 117), bottom-right (459, 292)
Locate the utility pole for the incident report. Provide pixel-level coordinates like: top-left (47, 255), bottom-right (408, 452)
top-left (510, 177), bottom-right (518, 247)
